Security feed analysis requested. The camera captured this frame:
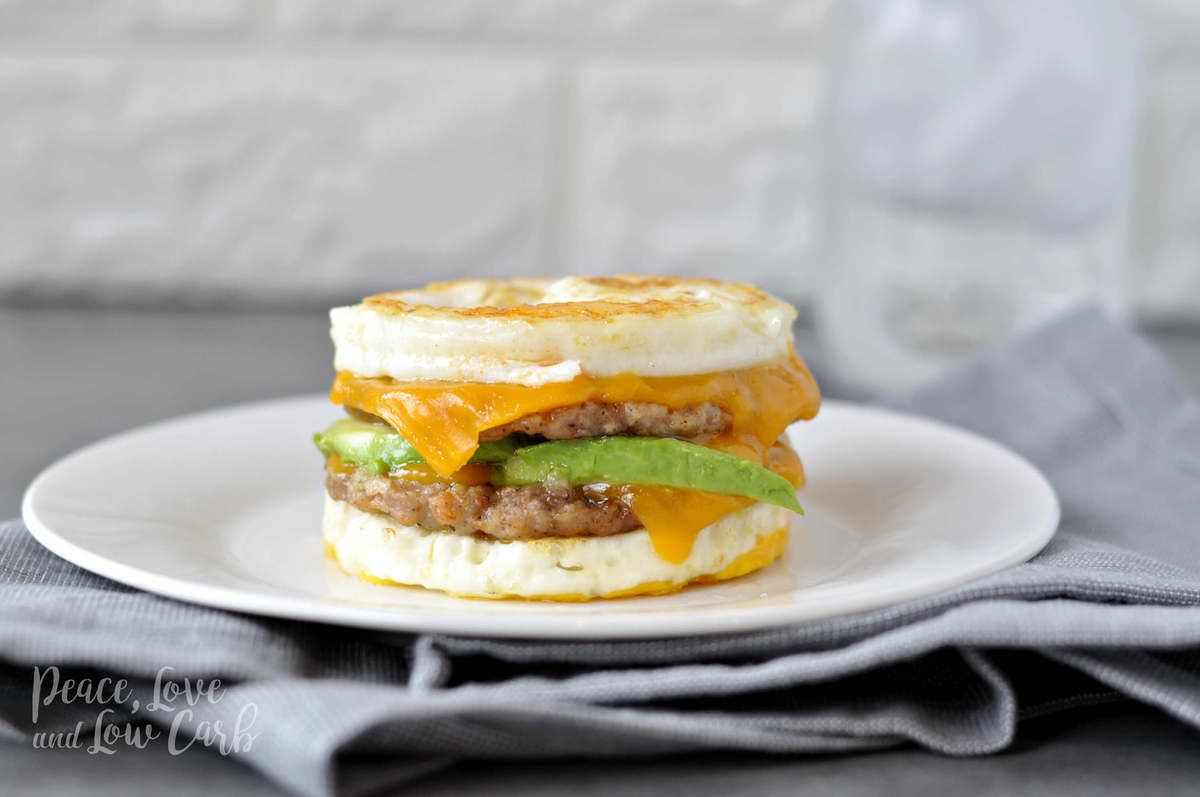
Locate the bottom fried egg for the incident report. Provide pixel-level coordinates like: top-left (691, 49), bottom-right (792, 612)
top-left (322, 495), bottom-right (791, 601)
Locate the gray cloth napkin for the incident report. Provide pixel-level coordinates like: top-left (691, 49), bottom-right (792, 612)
top-left (3, 305), bottom-right (1200, 797)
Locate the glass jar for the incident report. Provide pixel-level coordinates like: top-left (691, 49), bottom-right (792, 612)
top-left (816, 0), bottom-right (1139, 393)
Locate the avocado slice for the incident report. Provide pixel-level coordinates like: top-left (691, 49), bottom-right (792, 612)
top-left (316, 420), bottom-right (804, 513)
top-left (491, 437), bottom-right (803, 513)
top-left (314, 417), bottom-right (520, 475)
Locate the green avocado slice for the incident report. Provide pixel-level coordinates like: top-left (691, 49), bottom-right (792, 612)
top-left (491, 437), bottom-right (803, 513)
top-left (313, 417), bottom-right (520, 475)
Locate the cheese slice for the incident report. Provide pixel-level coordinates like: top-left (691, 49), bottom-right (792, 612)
top-left (330, 350), bottom-right (819, 476)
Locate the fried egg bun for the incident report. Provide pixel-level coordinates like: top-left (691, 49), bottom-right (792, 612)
top-left (331, 275), bottom-right (797, 385)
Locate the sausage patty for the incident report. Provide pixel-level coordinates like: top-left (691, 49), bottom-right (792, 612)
top-left (348, 400), bottom-right (731, 443)
top-left (326, 466), bottom-right (640, 540)
top-left (478, 400), bottom-right (730, 442)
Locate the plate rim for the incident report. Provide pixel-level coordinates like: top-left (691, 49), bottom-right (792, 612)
top-left (21, 395), bottom-right (1060, 640)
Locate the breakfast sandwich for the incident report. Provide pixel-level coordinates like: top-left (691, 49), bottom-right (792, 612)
top-left (315, 276), bottom-right (820, 600)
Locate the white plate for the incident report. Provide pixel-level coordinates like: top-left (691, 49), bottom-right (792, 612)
top-left (22, 396), bottom-right (1058, 640)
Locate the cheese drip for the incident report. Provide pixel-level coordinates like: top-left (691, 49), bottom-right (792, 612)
top-left (621, 440), bottom-right (805, 563)
top-left (330, 350), bottom-right (820, 477)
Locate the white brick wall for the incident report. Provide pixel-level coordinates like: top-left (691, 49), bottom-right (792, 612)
top-left (572, 63), bottom-right (818, 286)
top-left (0, 56), bottom-right (552, 302)
top-left (0, 0), bottom-right (1195, 320)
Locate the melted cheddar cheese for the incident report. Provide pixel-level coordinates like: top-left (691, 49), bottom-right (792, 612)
top-left (331, 350), bottom-right (819, 474)
top-left (592, 440), bottom-right (804, 563)
top-left (327, 351), bottom-right (819, 564)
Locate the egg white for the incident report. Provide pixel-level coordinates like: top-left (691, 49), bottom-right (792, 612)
top-left (330, 276), bottom-right (796, 385)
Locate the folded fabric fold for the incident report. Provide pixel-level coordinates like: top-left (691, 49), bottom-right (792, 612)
top-left (3, 305), bottom-right (1200, 797)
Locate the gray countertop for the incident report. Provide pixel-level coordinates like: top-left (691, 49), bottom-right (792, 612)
top-left (4, 306), bottom-right (1200, 796)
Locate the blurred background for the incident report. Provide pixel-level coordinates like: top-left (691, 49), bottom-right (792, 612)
top-left (0, 0), bottom-right (1196, 391)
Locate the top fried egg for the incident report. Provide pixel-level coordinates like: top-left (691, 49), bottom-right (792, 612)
top-left (330, 276), bottom-right (797, 386)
